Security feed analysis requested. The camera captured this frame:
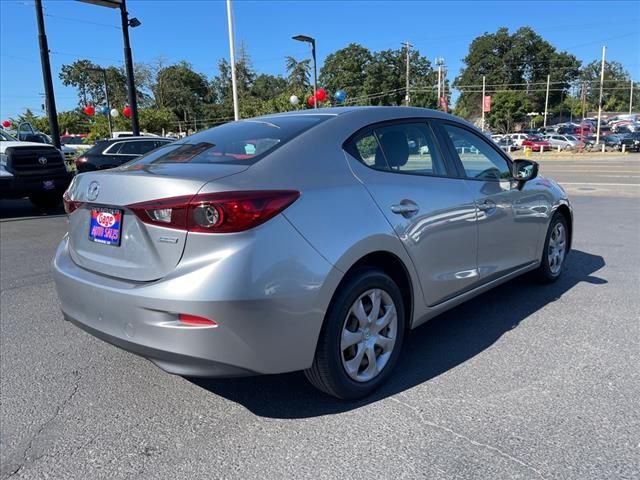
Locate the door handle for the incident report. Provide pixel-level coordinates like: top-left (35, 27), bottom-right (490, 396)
top-left (391, 203), bottom-right (419, 217)
top-left (477, 200), bottom-right (497, 212)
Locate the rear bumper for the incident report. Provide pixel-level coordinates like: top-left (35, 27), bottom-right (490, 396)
top-left (0, 172), bottom-right (72, 199)
top-left (52, 215), bottom-right (340, 377)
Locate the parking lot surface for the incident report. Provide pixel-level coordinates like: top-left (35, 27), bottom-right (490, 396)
top-left (1, 157), bottom-right (639, 479)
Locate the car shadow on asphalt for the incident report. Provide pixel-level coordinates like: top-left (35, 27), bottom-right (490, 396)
top-left (187, 249), bottom-right (606, 418)
top-left (0, 199), bottom-right (65, 221)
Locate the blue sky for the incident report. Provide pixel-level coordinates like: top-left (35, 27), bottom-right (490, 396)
top-left (1, 0), bottom-right (639, 120)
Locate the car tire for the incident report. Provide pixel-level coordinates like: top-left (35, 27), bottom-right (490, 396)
top-left (535, 213), bottom-right (569, 283)
top-left (29, 192), bottom-right (62, 210)
top-left (304, 268), bottom-right (406, 400)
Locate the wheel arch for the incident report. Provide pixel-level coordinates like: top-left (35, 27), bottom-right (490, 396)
top-left (332, 250), bottom-right (414, 331)
top-left (555, 203), bottom-right (573, 250)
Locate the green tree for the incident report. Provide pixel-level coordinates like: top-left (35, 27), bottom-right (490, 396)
top-left (454, 27), bottom-right (580, 118)
top-left (320, 43), bottom-right (373, 101)
top-left (486, 91), bottom-right (531, 133)
top-left (9, 109), bottom-right (50, 133)
top-left (153, 62), bottom-right (209, 125)
top-left (363, 48), bottom-right (437, 107)
top-left (285, 56), bottom-right (311, 90)
top-left (579, 60), bottom-right (633, 112)
top-left (59, 59), bottom-right (147, 109)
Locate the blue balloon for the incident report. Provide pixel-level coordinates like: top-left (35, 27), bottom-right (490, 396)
top-left (334, 90), bottom-right (346, 103)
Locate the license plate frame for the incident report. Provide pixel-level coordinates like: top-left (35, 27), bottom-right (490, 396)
top-left (88, 207), bottom-right (123, 247)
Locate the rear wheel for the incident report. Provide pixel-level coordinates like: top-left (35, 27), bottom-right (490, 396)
top-left (305, 268), bottom-right (406, 399)
top-left (535, 213), bottom-right (569, 283)
top-left (29, 192), bottom-right (62, 210)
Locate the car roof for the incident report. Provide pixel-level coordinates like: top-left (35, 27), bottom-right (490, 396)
top-left (103, 136), bottom-right (173, 143)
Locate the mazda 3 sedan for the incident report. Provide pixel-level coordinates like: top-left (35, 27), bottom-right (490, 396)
top-left (53, 107), bottom-right (572, 399)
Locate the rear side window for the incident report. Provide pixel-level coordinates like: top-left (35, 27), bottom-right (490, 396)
top-left (348, 122), bottom-right (446, 176)
top-left (126, 115), bottom-right (328, 167)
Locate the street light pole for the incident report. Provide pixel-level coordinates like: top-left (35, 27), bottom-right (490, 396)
top-left (34, 0), bottom-right (61, 149)
top-left (89, 68), bottom-right (113, 138)
top-left (596, 45), bottom-right (606, 145)
top-left (226, 0), bottom-right (240, 121)
top-left (119, 0), bottom-right (140, 136)
top-left (404, 41), bottom-right (411, 106)
top-left (543, 74), bottom-right (550, 128)
top-left (292, 35), bottom-right (317, 108)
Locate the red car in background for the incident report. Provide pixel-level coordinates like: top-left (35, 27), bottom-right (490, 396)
top-left (522, 135), bottom-right (551, 152)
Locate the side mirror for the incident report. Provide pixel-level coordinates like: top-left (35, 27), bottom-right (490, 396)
top-left (512, 159), bottom-right (539, 185)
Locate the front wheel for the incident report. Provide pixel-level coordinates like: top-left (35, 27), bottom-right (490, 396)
top-left (305, 268), bottom-right (406, 399)
top-left (535, 213), bottom-right (569, 283)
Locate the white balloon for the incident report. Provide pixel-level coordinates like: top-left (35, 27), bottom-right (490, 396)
top-left (289, 95), bottom-right (299, 105)
top-left (110, 108), bottom-right (119, 117)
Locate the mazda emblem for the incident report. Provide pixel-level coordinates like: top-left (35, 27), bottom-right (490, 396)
top-left (87, 181), bottom-right (100, 201)
top-left (38, 156), bottom-right (48, 166)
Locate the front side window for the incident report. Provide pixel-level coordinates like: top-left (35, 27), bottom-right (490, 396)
top-left (349, 122), bottom-right (446, 176)
top-left (442, 124), bottom-right (511, 181)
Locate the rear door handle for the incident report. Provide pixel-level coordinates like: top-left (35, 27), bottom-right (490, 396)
top-left (478, 200), bottom-right (497, 212)
top-left (391, 203), bottom-right (419, 217)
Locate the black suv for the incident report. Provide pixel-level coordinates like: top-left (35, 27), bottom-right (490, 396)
top-left (0, 129), bottom-right (73, 208)
top-left (75, 136), bottom-right (173, 173)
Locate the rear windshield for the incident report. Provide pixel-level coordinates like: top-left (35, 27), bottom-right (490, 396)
top-left (124, 115), bottom-right (329, 167)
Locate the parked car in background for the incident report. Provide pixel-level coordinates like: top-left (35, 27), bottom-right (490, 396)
top-left (490, 134), bottom-right (504, 143)
top-left (496, 137), bottom-right (520, 151)
top-left (619, 132), bottom-right (640, 151)
top-left (539, 126), bottom-right (559, 135)
top-left (60, 135), bottom-right (92, 157)
top-left (53, 107), bottom-right (573, 399)
top-left (75, 136), bottom-right (174, 173)
top-left (544, 134), bottom-right (579, 150)
top-left (522, 135), bottom-right (551, 152)
top-left (0, 129), bottom-right (72, 208)
top-left (507, 133), bottom-right (529, 146)
top-left (111, 131), bottom-right (160, 139)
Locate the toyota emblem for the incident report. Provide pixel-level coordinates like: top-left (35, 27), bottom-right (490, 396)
top-left (87, 181), bottom-right (100, 201)
top-left (38, 156), bottom-right (48, 166)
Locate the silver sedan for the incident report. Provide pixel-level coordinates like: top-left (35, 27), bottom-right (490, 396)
top-left (53, 107), bottom-right (572, 399)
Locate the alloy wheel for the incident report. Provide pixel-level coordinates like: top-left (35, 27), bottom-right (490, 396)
top-left (340, 289), bottom-right (398, 382)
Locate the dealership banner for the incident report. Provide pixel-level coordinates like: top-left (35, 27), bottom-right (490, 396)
top-left (483, 95), bottom-right (491, 113)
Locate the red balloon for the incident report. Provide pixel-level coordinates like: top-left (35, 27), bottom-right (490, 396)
top-left (123, 105), bottom-right (132, 118)
top-left (1, 120), bottom-right (10, 128)
top-left (84, 105), bottom-right (95, 116)
top-left (316, 88), bottom-right (327, 102)
top-left (307, 95), bottom-right (316, 107)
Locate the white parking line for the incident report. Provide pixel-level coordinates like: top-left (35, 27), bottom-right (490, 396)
top-left (560, 182), bottom-right (640, 186)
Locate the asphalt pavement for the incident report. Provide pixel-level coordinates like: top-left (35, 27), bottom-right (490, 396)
top-left (1, 156), bottom-right (639, 479)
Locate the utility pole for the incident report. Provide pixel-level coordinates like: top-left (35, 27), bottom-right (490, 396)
top-left (630, 80), bottom-right (634, 114)
top-left (226, 0), bottom-right (240, 120)
top-left (596, 45), bottom-right (606, 145)
top-left (435, 57), bottom-right (444, 110)
top-left (119, 0), bottom-right (140, 136)
top-left (404, 41), bottom-right (411, 106)
top-left (481, 75), bottom-right (486, 132)
top-left (543, 74), bottom-right (550, 127)
top-left (34, 0), bottom-right (60, 149)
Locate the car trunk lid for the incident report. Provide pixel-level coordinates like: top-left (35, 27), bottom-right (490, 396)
top-left (66, 164), bottom-right (248, 281)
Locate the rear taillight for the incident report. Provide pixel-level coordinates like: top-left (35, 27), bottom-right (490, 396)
top-left (128, 190), bottom-right (300, 233)
top-left (63, 192), bottom-right (82, 214)
top-left (74, 156), bottom-right (87, 167)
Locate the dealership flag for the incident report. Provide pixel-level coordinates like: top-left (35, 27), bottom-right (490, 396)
top-left (483, 95), bottom-right (491, 113)
top-left (439, 96), bottom-right (449, 113)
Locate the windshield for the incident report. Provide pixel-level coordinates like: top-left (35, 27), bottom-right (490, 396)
top-left (0, 130), bottom-right (17, 141)
top-left (124, 115), bottom-right (329, 168)
top-left (565, 135), bottom-right (578, 141)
